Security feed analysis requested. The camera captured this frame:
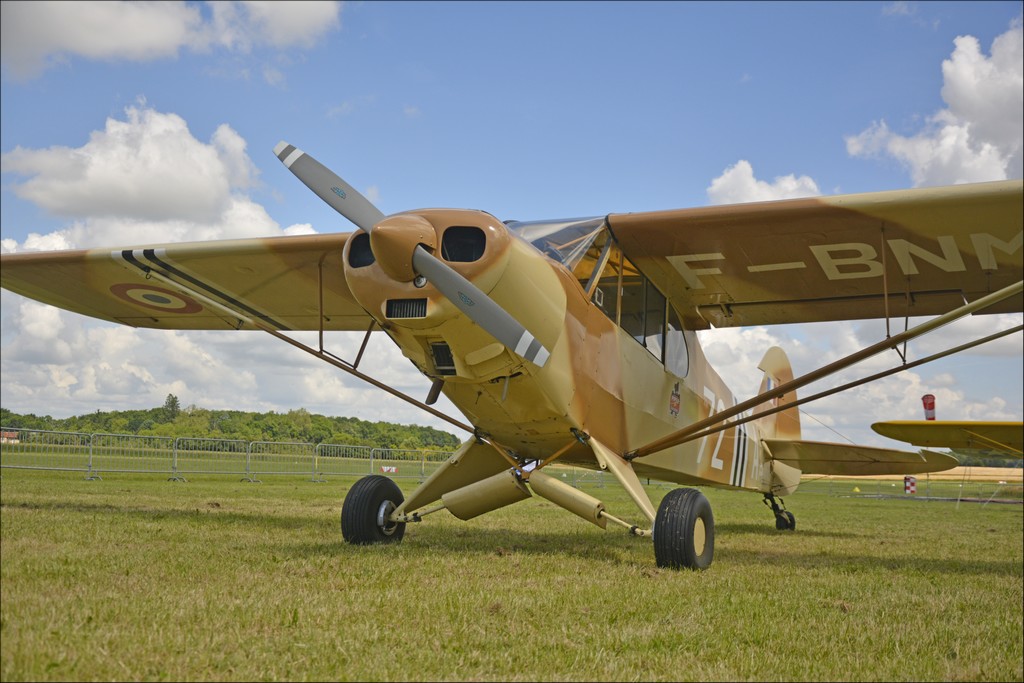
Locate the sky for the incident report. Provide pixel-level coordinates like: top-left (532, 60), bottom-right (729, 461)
top-left (1, 1), bottom-right (1021, 451)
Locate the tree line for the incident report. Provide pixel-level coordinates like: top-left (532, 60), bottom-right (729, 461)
top-left (0, 394), bottom-right (461, 451)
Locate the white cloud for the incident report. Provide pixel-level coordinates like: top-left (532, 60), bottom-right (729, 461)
top-left (882, 2), bottom-right (914, 17)
top-left (0, 1), bottom-right (342, 80)
top-left (0, 104), bottom-right (301, 249)
top-left (231, 1), bottom-right (342, 49)
top-left (3, 106), bottom-right (231, 223)
top-left (0, 104), bottom-right (465, 439)
top-left (0, 1), bottom-right (203, 79)
top-left (846, 19), bottom-right (1023, 185)
top-left (706, 160), bottom-right (820, 205)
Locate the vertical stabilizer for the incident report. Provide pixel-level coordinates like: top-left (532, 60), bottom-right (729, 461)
top-left (753, 347), bottom-right (802, 495)
top-left (752, 347), bottom-right (801, 441)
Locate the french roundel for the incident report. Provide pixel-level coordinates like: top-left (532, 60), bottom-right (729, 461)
top-left (110, 284), bottom-right (203, 314)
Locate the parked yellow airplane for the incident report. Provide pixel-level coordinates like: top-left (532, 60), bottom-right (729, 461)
top-left (2, 142), bottom-right (1021, 569)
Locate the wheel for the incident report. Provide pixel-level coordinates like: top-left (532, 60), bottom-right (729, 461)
top-left (341, 475), bottom-right (406, 545)
top-left (775, 510), bottom-right (796, 531)
top-left (653, 488), bottom-right (714, 570)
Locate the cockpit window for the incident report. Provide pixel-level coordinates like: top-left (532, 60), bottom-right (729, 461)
top-left (505, 217), bottom-right (606, 273)
top-left (506, 216), bottom-right (689, 376)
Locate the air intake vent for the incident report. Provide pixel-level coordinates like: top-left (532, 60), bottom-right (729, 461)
top-left (386, 298), bottom-right (427, 319)
top-left (431, 342), bottom-right (456, 376)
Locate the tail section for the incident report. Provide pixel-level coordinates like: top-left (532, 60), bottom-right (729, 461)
top-left (752, 347), bottom-right (802, 496)
top-left (752, 346), bottom-right (801, 441)
top-left (749, 347), bottom-right (959, 498)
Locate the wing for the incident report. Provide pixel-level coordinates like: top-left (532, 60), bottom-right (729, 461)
top-left (0, 233), bottom-right (374, 331)
top-left (762, 439), bottom-right (959, 476)
top-left (608, 180), bottom-right (1023, 329)
top-left (872, 421), bottom-right (1023, 457)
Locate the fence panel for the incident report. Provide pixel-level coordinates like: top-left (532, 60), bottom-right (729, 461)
top-left (173, 438), bottom-right (249, 478)
top-left (0, 428), bottom-right (91, 473)
top-left (315, 444), bottom-right (375, 479)
top-left (249, 441), bottom-right (316, 478)
top-left (89, 433), bottom-right (174, 476)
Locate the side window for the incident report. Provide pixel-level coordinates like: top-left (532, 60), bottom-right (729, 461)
top-left (644, 279), bottom-right (665, 360)
top-left (592, 244), bottom-right (621, 324)
top-left (619, 275), bottom-right (645, 344)
top-left (665, 305), bottom-right (689, 377)
top-left (586, 238), bottom-right (681, 367)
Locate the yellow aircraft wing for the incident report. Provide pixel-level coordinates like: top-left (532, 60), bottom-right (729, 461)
top-left (872, 420), bottom-right (1023, 457)
top-left (762, 439), bottom-right (959, 476)
top-left (0, 233), bottom-right (373, 331)
top-left (608, 180), bottom-right (1023, 329)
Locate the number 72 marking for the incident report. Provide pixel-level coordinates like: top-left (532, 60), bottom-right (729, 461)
top-left (697, 386), bottom-right (726, 470)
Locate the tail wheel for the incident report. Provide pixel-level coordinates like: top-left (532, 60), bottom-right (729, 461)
top-left (775, 509), bottom-right (796, 531)
top-left (341, 475), bottom-right (406, 545)
top-left (653, 488), bottom-right (715, 570)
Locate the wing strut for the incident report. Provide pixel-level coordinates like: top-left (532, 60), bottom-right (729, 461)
top-left (660, 323), bottom-right (1022, 454)
top-left (626, 279), bottom-right (1023, 460)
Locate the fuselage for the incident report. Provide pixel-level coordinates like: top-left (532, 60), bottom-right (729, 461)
top-left (342, 209), bottom-right (790, 494)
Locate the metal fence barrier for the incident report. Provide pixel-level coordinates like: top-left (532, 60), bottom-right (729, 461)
top-left (173, 437), bottom-right (250, 480)
top-left (90, 433), bottom-right (175, 478)
top-left (0, 428), bottom-right (92, 474)
top-left (1, 427), bottom-right (1018, 502)
top-left (0, 427), bottom-right (465, 484)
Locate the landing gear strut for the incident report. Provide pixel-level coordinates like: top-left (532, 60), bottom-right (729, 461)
top-left (763, 493), bottom-right (796, 531)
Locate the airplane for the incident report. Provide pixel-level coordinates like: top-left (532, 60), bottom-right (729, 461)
top-left (1, 141), bottom-right (1021, 569)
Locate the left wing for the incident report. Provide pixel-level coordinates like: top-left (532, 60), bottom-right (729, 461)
top-left (762, 439), bottom-right (958, 476)
top-left (608, 180), bottom-right (1022, 329)
top-left (0, 233), bottom-right (374, 331)
top-left (872, 421), bottom-right (1023, 457)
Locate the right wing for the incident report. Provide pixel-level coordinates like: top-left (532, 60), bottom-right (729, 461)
top-left (608, 180), bottom-right (1022, 329)
top-left (0, 233), bottom-right (374, 331)
top-left (872, 421), bottom-right (1023, 457)
top-left (762, 439), bottom-right (959, 476)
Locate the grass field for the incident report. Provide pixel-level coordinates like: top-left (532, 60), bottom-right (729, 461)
top-left (1, 469), bottom-right (1021, 682)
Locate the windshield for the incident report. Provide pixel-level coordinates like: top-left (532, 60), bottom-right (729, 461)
top-left (505, 217), bottom-right (606, 272)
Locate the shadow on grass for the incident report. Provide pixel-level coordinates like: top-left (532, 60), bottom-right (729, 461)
top-left (715, 522), bottom-right (862, 539)
top-left (1, 499), bottom-right (321, 531)
top-left (6, 498), bottom-right (1019, 578)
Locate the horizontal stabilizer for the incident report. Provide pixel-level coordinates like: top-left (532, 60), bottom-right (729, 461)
top-left (872, 421), bottom-right (1023, 457)
top-left (762, 439), bottom-right (958, 476)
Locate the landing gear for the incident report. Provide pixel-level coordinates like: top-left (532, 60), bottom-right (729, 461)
top-left (763, 493), bottom-right (796, 531)
top-left (341, 475), bottom-right (407, 544)
top-left (653, 488), bottom-right (715, 570)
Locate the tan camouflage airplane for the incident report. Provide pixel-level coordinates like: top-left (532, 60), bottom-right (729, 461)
top-left (2, 142), bottom-right (1021, 569)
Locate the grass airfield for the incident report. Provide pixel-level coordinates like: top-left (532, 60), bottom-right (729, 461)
top-left (1, 469), bottom-right (1021, 682)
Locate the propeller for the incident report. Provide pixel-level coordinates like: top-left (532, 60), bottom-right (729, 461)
top-left (273, 141), bottom-right (384, 231)
top-left (274, 141), bottom-right (551, 367)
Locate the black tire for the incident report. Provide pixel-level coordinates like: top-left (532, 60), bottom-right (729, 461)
top-left (653, 488), bottom-right (714, 570)
top-left (341, 475), bottom-right (406, 545)
top-left (775, 509), bottom-right (796, 531)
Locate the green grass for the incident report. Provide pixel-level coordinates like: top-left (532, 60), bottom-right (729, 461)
top-left (1, 470), bottom-right (1021, 682)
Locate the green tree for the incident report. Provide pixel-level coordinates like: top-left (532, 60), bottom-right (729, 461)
top-left (161, 394), bottom-right (181, 422)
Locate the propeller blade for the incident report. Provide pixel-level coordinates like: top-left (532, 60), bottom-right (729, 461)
top-left (274, 141), bottom-right (385, 231)
top-left (412, 246), bottom-right (550, 367)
